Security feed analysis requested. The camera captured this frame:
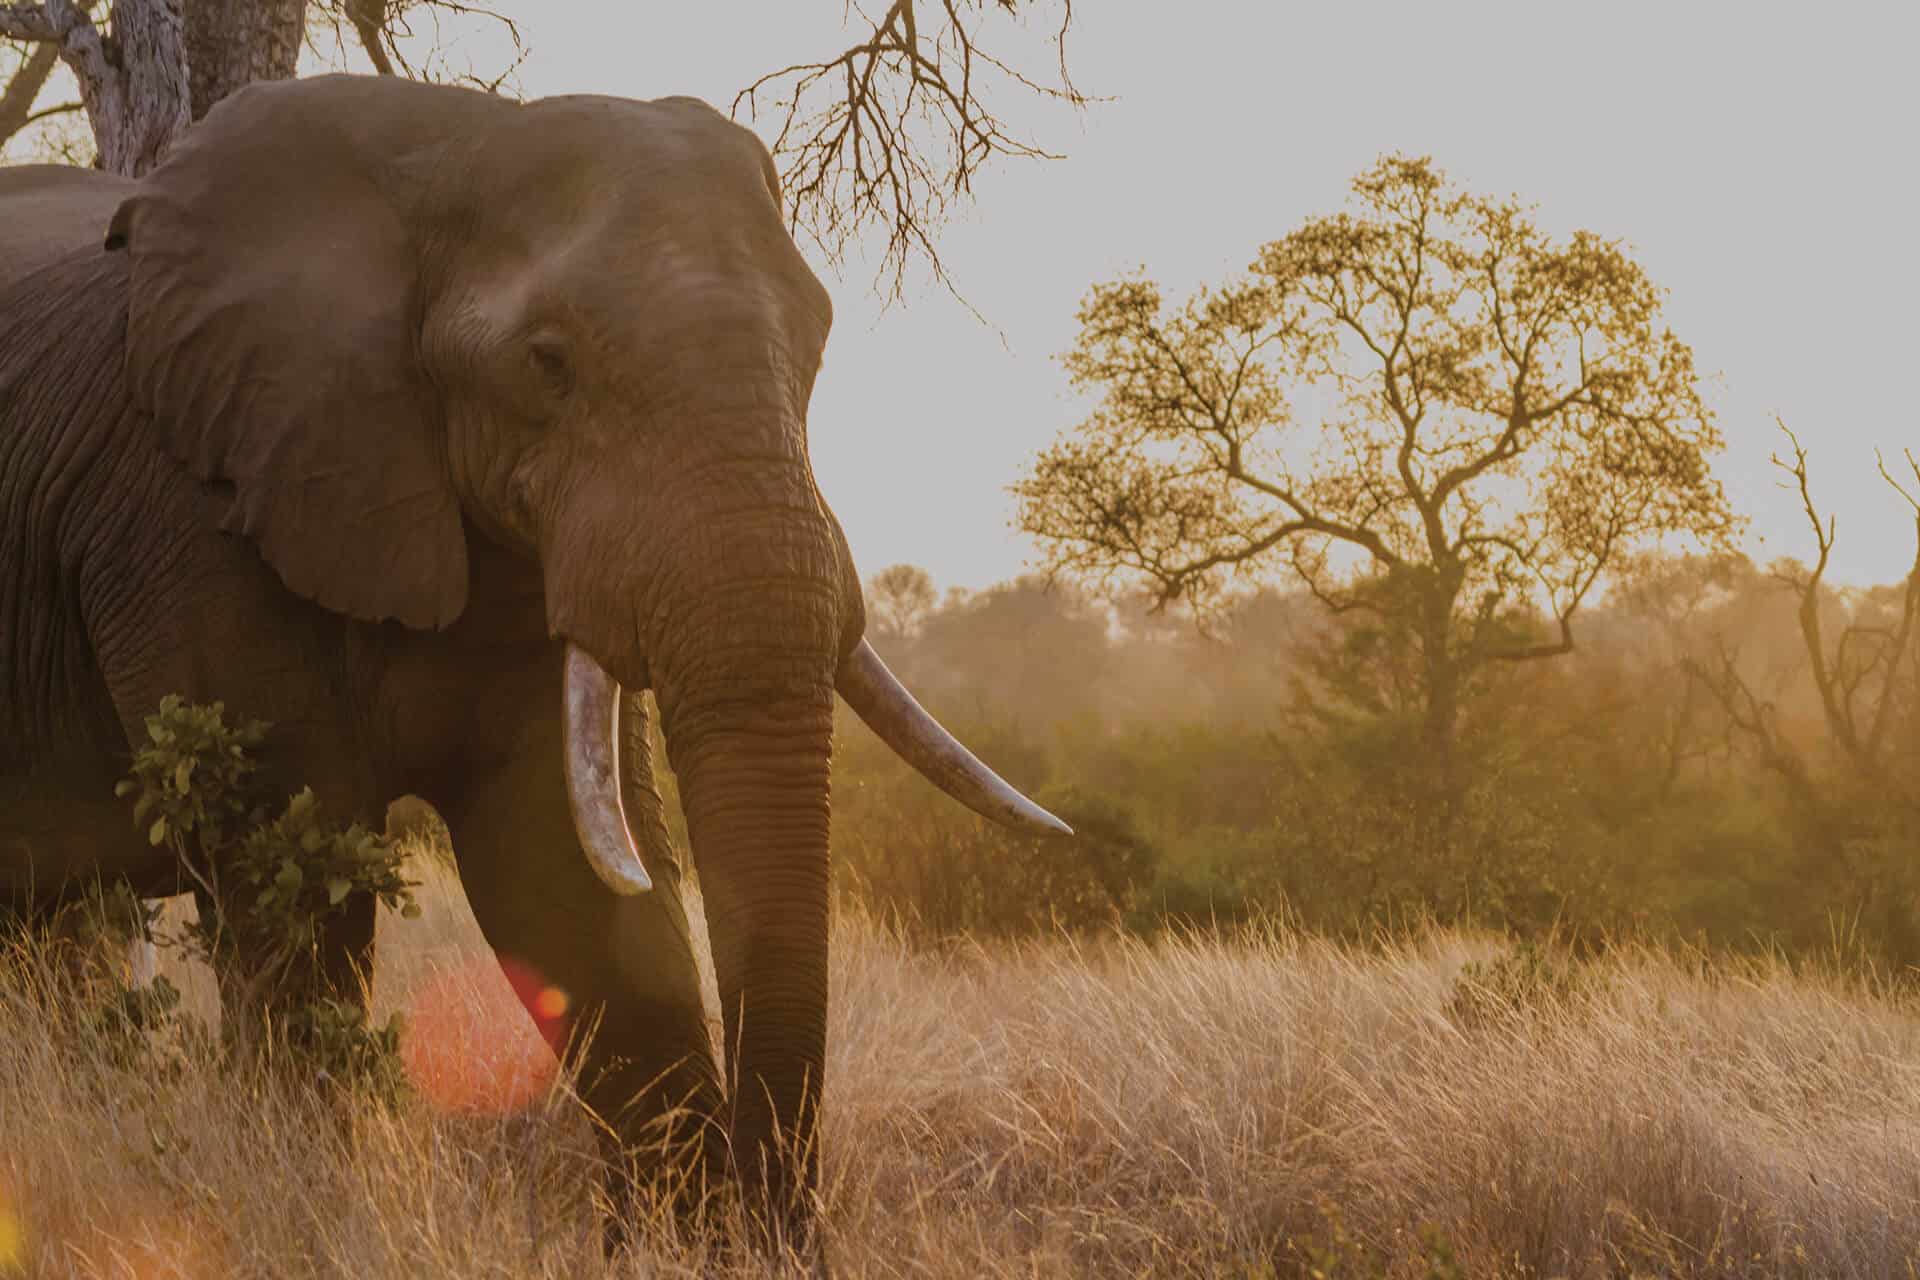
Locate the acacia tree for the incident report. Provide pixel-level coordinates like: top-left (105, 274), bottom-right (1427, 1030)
top-left (1, 0), bottom-right (1081, 291)
top-left (1017, 155), bottom-right (1736, 788)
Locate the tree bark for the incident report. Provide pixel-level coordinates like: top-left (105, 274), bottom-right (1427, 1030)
top-left (1, 0), bottom-right (307, 174)
top-left (1, 0), bottom-right (190, 174)
top-left (71, 0), bottom-right (190, 175)
top-left (1417, 579), bottom-right (1466, 858)
top-left (183, 0), bottom-right (305, 120)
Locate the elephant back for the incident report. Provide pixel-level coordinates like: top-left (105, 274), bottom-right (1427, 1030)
top-left (0, 166), bottom-right (132, 293)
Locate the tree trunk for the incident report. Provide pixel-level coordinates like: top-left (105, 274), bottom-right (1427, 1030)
top-left (1417, 586), bottom-right (1464, 862)
top-left (65, 0), bottom-right (192, 175)
top-left (184, 0), bottom-right (305, 120)
top-left (2, 0), bottom-right (307, 175)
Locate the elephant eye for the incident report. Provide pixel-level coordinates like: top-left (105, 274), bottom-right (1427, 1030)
top-left (526, 332), bottom-right (574, 399)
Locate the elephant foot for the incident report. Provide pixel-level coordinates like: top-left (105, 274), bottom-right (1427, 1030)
top-left (594, 1142), bottom-right (830, 1278)
top-left (592, 1109), bottom-right (729, 1259)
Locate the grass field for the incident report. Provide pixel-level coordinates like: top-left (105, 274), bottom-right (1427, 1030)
top-left (3, 846), bottom-right (1918, 1278)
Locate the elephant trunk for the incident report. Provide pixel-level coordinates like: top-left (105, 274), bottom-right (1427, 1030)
top-left (668, 691), bottom-right (836, 1228)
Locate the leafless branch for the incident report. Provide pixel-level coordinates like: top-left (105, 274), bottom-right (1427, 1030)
top-left (0, 4), bottom-right (59, 41)
top-left (20, 96), bottom-right (76, 124)
top-left (308, 0), bottom-right (525, 93)
top-left (342, 0), bottom-right (398, 75)
top-left (1683, 641), bottom-right (1819, 811)
top-left (0, 35), bottom-right (59, 146)
top-left (734, 0), bottom-right (1088, 302)
top-left (1762, 421), bottom-right (1920, 778)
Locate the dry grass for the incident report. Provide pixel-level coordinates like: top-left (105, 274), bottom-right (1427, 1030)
top-left (4, 848), bottom-right (1919, 1278)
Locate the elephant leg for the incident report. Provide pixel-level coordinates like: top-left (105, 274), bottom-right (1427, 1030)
top-left (434, 716), bottom-right (726, 1229)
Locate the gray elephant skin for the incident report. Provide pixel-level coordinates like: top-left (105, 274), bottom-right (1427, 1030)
top-left (0, 74), bottom-right (1065, 1241)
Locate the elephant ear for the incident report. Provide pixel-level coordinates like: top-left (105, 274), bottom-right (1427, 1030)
top-left (107, 75), bottom-right (508, 629)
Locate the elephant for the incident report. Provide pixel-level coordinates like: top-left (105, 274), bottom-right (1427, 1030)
top-left (0, 73), bottom-right (1066, 1246)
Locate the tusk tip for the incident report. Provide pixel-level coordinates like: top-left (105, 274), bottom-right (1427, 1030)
top-left (1013, 801), bottom-right (1074, 838)
top-left (597, 861), bottom-right (655, 896)
top-left (602, 867), bottom-right (656, 898)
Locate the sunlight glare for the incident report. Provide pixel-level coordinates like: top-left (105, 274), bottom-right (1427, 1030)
top-left (400, 954), bottom-right (569, 1114)
top-left (0, 1185), bottom-right (22, 1275)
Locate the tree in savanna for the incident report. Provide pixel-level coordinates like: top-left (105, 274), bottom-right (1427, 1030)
top-left (1017, 155), bottom-right (1737, 797)
top-left (865, 562), bottom-right (940, 650)
top-left (1, 0), bottom-right (1084, 294)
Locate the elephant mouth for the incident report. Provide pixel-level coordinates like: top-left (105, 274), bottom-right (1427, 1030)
top-left (558, 638), bottom-right (1071, 896)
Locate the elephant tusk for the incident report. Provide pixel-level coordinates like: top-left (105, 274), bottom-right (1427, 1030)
top-left (563, 643), bottom-right (654, 895)
top-left (835, 638), bottom-right (1072, 837)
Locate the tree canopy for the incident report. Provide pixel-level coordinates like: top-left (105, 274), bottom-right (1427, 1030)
top-left (1017, 155), bottom-right (1737, 750)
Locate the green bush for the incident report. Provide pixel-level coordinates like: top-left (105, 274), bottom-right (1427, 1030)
top-left (114, 696), bottom-right (415, 1092)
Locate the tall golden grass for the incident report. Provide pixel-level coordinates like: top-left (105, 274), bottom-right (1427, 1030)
top-left (3, 845), bottom-right (1918, 1278)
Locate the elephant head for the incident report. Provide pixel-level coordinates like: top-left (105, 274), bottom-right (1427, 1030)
top-left (103, 74), bottom-right (1065, 1216)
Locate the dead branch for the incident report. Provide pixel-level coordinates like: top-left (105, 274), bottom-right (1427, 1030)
top-left (0, 4), bottom-right (60, 41)
top-left (1764, 421), bottom-right (1919, 779)
top-left (1770, 420), bottom-right (1853, 756)
top-left (308, 0), bottom-right (525, 92)
top-left (1683, 641), bottom-right (1822, 814)
top-left (0, 35), bottom-right (59, 146)
top-left (734, 0), bottom-right (1088, 301)
top-left (342, 0), bottom-right (397, 75)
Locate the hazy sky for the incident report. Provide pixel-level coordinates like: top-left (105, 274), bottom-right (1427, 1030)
top-left (308, 4), bottom-right (1920, 590)
top-left (441, 0), bottom-right (1912, 591)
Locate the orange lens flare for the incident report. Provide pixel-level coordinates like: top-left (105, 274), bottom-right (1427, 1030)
top-left (0, 1187), bottom-right (23, 1274)
top-left (400, 954), bottom-right (570, 1115)
top-left (102, 1212), bottom-right (220, 1278)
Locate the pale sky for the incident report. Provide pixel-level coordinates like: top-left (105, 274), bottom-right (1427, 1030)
top-left (476, 2), bottom-right (1918, 592)
top-left (34, 3), bottom-right (1920, 590)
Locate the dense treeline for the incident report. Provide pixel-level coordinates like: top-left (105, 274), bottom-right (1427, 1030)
top-left (829, 553), bottom-right (1920, 965)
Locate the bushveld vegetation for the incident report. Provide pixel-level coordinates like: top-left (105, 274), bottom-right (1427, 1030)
top-left (838, 538), bottom-right (1920, 967)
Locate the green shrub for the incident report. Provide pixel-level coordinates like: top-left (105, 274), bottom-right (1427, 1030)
top-left (115, 696), bottom-right (415, 1093)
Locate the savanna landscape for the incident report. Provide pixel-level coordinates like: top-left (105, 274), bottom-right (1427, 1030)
top-left (6, 843), bottom-right (1920, 1278)
top-left (3, 3), bottom-right (1917, 1277)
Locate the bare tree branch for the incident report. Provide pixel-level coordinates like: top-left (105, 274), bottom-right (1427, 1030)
top-left (0, 4), bottom-right (60, 41)
top-left (307, 0), bottom-right (525, 93)
top-left (0, 35), bottom-right (60, 147)
top-left (20, 96), bottom-right (77, 124)
top-left (343, 0), bottom-right (397, 75)
top-left (734, 0), bottom-right (1088, 302)
top-left (1760, 421), bottom-right (1920, 784)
